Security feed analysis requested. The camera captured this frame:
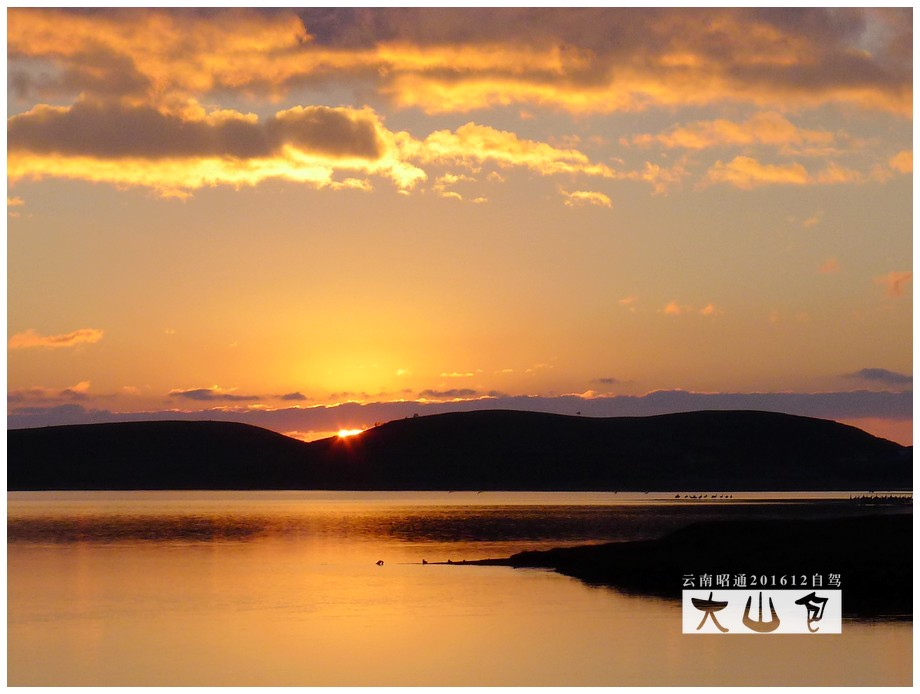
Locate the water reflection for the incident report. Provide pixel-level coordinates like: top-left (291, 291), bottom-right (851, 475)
top-left (8, 492), bottom-right (904, 546)
top-left (7, 492), bottom-right (912, 686)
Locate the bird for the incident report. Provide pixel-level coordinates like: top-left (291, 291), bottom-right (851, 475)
top-left (376, 560), bottom-right (384, 566)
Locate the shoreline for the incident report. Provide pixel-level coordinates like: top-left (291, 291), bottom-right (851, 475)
top-left (447, 512), bottom-right (913, 620)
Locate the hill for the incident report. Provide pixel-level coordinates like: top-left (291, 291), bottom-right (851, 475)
top-left (7, 410), bottom-right (912, 491)
top-left (7, 420), bottom-right (312, 490)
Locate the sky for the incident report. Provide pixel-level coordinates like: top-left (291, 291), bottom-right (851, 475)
top-left (6, 7), bottom-right (914, 444)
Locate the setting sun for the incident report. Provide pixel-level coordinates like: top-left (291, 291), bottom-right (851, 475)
top-left (337, 428), bottom-right (365, 439)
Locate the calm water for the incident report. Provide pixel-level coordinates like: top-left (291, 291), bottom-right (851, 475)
top-left (7, 491), bottom-right (912, 686)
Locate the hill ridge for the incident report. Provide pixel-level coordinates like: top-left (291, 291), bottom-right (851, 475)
top-left (7, 409), bottom-right (911, 491)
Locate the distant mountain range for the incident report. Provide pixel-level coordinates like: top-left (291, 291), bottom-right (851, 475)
top-left (7, 410), bottom-right (912, 491)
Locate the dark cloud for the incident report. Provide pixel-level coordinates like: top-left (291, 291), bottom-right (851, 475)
top-left (8, 386), bottom-right (91, 404)
top-left (64, 55), bottom-right (152, 97)
top-left (10, 49), bottom-right (152, 102)
top-left (169, 388), bottom-right (261, 402)
top-left (329, 392), bottom-right (363, 400)
top-left (266, 107), bottom-right (383, 159)
top-left (8, 101), bottom-right (383, 160)
top-left (299, 7), bottom-right (667, 53)
top-left (297, 7), bottom-right (911, 92)
top-left (419, 388), bottom-right (482, 399)
top-left (9, 390), bottom-right (913, 444)
top-left (58, 388), bottom-right (90, 401)
top-left (593, 377), bottom-right (619, 385)
top-left (7, 8), bottom-right (911, 116)
top-left (10, 404), bottom-right (97, 420)
top-left (280, 391), bottom-right (308, 401)
top-left (843, 368), bottom-right (912, 386)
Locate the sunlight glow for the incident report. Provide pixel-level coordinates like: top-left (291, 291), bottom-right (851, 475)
top-left (337, 428), bottom-right (365, 438)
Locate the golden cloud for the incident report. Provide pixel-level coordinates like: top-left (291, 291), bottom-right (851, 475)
top-left (8, 8), bottom-right (312, 101)
top-left (705, 157), bottom-right (871, 189)
top-left (405, 122), bottom-right (617, 178)
top-left (663, 301), bottom-right (720, 317)
top-left (8, 8), bottom-right (911, 118)
top-left (819, 258), bottom-right (841, 275)
top-left (875, 271), bottom-right (913, 297)
top-left (815, 162), bottom-right (863, 185)
top-left (889, 150), bottom-right (912, 174)
top-left (8, 99), bottom-right (620, 196)
top-left (704, 156), bottom-right (810, 189)
top-left (561, 189), bottom-right (612, 208)
top-left (631, 112), bottom-right (836, 152)
top-left (7, 9), bottom-right (908, 199)
top-left (662, 301), bottom-right (690, 316)
top-left (7, 101), bottom-right (427, 195)
top-left (382, 61), bottom-right (911, 117)
top-left (7, 196), bottom-right (25, 217)
top-left (9, 328), bottom-right (104, 350)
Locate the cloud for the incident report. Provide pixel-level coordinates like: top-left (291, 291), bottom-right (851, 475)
top-left (593, 377), bottom-right (619, 385)
top-left (703, 156), bottom-right (871, 190)
top-left (60, 382), bottom-right (92, 400)
top-left (10, 101), bottom-right (269, 160)
top-left (9, 328), bottom-right (104, 350)
top-left (663, 301), bottom-right (689, 316)
top-left (269, 106), bottom-right (385, 159)
top-left (404, 122), bottom-right (616, 178)
top-left (843, 368), bottom-right (911, 386)
top-left (418, 388), bottom-right (483, 399)
top-left (8, 196), bottom-right (25, 218)
top-left (663, 302), bottom-right (721, 317)
top-left (8, 381), bottom-right (93, 404)
top-left (9, 9), bottom-right (906, 200)
top-left (632, 112), bottom-right (835, 153)
top-left (561, 189), bottom-right (612, 208)
top-left (9, 100), bottom-right (623, 197)
top-left (704, 156), bottom-right (810, 189)
top-left (169, 387), bottom-right (261, 402)
top-left (8, 8), bottom-right (312, 101)
top-left (874, 271), bottom-right (912, 297)
top-left (629, 161), bottom-right (692, 194)
top-left (9, 390), bottom-right (913, 446)
top-left (280, 392), bottom-right (308, 401)
top-left (889, 150), bottom-right (912, 174)
top-left (819, 258), bottom-right (840, 274)
top-left (814, 162), bottom-right (863, 185)
top-left (9, 9), bottom-right (911, 121)
top-left (371, 9), bottom-right (911, 117)
top-left (800, 211), bottom-right (823, 228)
top-left (8, 101), bottom-right (410, 196)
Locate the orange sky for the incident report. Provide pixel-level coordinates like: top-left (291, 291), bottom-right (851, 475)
top-left (6, 8), bottom-right (913, 444)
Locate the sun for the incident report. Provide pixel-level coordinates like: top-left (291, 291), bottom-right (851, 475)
top-left (337, 428), bottom-right (364, 439)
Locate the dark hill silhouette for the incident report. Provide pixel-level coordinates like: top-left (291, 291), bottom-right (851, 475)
top-left (7, 410), bottom-right (912, 491)
top-left (7, 420), bottom-right (313, 490)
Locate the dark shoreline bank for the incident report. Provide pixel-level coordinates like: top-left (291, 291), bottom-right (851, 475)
top-left (449, 512), bottom-right (912, 620)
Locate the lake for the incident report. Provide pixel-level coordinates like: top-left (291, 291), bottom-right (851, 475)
top-left (7, 491), bottom-right (912, 686)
